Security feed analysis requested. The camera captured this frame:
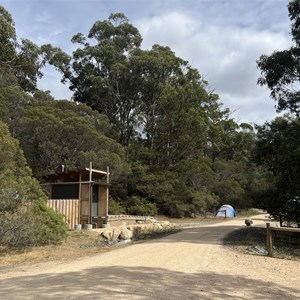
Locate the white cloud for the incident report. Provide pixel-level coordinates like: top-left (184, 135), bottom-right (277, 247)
top-left (136, 10), bottom-right (291, 124)
top-left (2, 0), bottom-right (292, 124)
top-left (38, 66), bottom-right (72, 100)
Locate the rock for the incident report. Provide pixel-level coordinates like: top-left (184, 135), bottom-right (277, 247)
top-left (117, 239), bottom-right (132, 245)
top-left (147, 218), bottom-right (158, 224)
top-left (293, 249), bottom-right (300, 256)
top-left (160, 221), bottom-right (172, 228)
top-left (101, 229), bottom-right (121, 241)
top-left (119, 226), bottom-right (133, 240)
top-left (153, 223), bottom-right (163, 230)
top-left (251, 245), bottom-right (268, 255)
top-left (128, 225), bottom-right (143, 238)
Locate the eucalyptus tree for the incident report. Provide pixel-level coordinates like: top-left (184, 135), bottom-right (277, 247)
top-left (126, 50), bottom-right (244, 213)
top-left (130, 45), bottom-right (217, 157)
top-left (252, 116), bottom-right (300, 224)
top-left (0, 6), bottom-right (43, 93)
top-left (0, 6), bottom-right (16, 64)
top-left (38, 12), bottom-right (257, 214)
top-left (42, 13), bottom-right (142, 146)
top-left (257, 0), bottom-right (300, 116)
top-left (256, 0), bottom-right (300, 223)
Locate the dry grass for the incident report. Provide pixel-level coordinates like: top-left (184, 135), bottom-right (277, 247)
top-left (2, 215), bottom-right (298, 269)
top-left (0, 230), bottom-right (110, 268)
top-left (0, 216), bottom-right (214, 268)
top-left (0, 224), bottom-right (178, 268)
top-left (223, 226), bottom-right (300, 261)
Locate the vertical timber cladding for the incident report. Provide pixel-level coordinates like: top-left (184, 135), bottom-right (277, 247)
top-left (80, 183), bottom-right (108, 222)
top-left (80, 183), bottom-right (90, 225)
top-left (47, 199), bottom-right (79, 230)
top-left (99, 184), bottom-right (108, 217)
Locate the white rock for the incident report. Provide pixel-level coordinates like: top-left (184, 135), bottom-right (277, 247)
top-left (119, 227), bottom-right (133, 240)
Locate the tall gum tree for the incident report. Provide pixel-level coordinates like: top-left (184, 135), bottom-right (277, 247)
top-left (256, 0), bottom-right (300, 224)
top-left (39, 12), bottom-right (257, 214)
top-left (42, 13), bottom-right (142, 146)
top-left (257, 0), bottom-right (300, 116)
top-left (0, 6), bottom-right (43, 93)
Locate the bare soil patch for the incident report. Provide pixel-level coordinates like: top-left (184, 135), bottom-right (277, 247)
top-left (0, 216), bottom-right (220, 269)
top-left (1, 214), bottom-right (298, 270)
top-left (0, 224), bottom-right (180, 269)
top-left (1, 215), bottom-right (299, 299)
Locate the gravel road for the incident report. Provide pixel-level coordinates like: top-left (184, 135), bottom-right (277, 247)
top-left (0, 215), bottom-right (299, 299)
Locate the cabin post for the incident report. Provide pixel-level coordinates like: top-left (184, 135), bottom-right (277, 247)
top-left (89, 161), bottom-right (93, 224)
top-left (266, 223), bottom-right (273, 257)
top-left (105, 166), bottom-right (109, 224)
top-left (78, 173), bottom-right (82, 226)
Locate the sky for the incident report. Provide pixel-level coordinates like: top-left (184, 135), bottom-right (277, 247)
top-left (2, 0), bottom-right (292, 125)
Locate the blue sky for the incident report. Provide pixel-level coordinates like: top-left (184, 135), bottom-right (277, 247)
top-left (2, 0), bottom-right (292, 124)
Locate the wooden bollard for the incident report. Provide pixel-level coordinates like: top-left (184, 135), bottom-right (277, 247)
top-left (266, 223), bottom-right (273, 257)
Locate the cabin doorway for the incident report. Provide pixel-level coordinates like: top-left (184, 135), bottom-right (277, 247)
top-left (91, 185), bottom-right (99, 217)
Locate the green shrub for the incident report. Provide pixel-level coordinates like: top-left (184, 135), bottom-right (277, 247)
top-left (0, 121), bottom-right (67, 247)
top-left (31, 200), bottom-right (68, 245)
top-left (0, 200), bottom-right (67, 247)
top-left (108, 198), bottom-right (126, 215)
top-left (126, 196), bottom-right (157, 216)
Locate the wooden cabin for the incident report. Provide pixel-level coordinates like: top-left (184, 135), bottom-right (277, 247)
top-left (41, 166), bottom-right (109, 230)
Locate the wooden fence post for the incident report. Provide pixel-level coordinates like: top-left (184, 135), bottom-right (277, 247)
top-left (266, 223), bottom-right (273, 257)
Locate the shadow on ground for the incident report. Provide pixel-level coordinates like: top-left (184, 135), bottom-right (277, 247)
top-left (144, 224), bottom-right (244, 245)
top-left (222, 227), bottom-right (266, 246)
top-left (0, 265), bottom-right (298, 299)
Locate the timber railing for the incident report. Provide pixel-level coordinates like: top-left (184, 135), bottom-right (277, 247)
top-left (266, 222), bottom-right (300, 256)
top-left (107, 215), bottom-right (153, 227)
top-left (108, 215), bottom-right (152, 220)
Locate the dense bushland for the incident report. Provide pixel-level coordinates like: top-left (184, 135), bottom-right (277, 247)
top-left (0, 3), bottom-right (299, 230)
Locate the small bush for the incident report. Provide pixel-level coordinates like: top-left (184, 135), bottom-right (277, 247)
top-left (236, 208), bottom-right (260, 217)
top-left (126, 196), bottom-right (157, 216)
top-left (30, 200), bottom-right (68, 245)
top-left (108, 198), bottom-right (126, 215)
top-left (0, 200), bottom-right (67, 247)
top-left (0, 121), bottom-right (67, 248)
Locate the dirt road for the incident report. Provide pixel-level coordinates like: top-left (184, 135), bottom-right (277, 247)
top-left (0, 215), bottom-right (299, 299)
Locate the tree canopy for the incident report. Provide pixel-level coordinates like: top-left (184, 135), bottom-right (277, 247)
top-left (252, 116), bottom-right (300, 225)
top-left (255, 0), bottom-right (300, 225)
top-left (0, 6), bottom-right (43, 93)
top-left (0, 121), bottom-right (67, 246)
top-left (257, 0), bottom-right (300, 115)
top-left (0, 6), bottom-right (264, 222)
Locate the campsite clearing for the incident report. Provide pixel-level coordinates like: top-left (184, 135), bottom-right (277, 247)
top-left (0, 215), bottom-right (299, 299)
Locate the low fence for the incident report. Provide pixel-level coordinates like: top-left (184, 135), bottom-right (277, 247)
top-left (108, 215), bottom-right (152, 227)
top-left (266, 223), bottom-right (300, 256)
top-left (82, 215), bottom-right (152, 229)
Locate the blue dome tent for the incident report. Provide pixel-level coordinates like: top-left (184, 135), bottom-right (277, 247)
top-left (216, 204), bottom-right (236, 218)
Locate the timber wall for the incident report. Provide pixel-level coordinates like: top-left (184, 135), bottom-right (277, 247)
top-left (47, 199), bottom-right (79, 230)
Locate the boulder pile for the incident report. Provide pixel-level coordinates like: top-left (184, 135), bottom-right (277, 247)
top-left (99, 219), bottom-right (176, 244)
